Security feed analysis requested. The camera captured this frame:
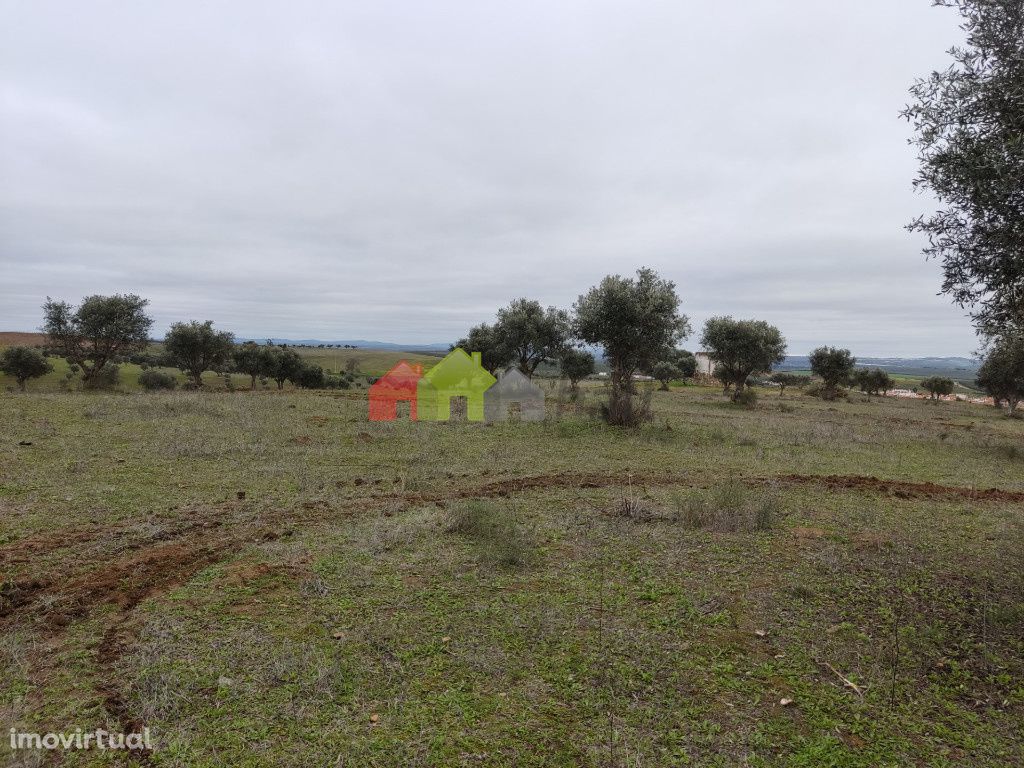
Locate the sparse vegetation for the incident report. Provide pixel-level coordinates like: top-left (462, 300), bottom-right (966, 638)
top-left (138, 369), bottom-right (177, 391)
top-left (1, 371), bottom-right (1022, 767)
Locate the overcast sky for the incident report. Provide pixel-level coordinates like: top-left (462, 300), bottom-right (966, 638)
top-left (1, 1), bottom-right (978, 356)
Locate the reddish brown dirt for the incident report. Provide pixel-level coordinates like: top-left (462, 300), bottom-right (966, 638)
top-left (774, 473), bottom-right (1024, 503)
top-left (398, 470), bottom-right (689, 503)
top-left (0, 331), bottom-right (47, 347)
top-left (0, 502), bottom-right (302, 762)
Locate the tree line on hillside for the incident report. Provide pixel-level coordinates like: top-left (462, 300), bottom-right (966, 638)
top-left (0, 297), bottom-right (366, 393)
top-left (2, 278), bottom-right (1021, 419)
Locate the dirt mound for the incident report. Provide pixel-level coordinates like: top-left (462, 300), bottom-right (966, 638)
top-left (775, 474), bottom-right (1024, 503)
top-left (394, 470), bottom-right (687, 503)
top-left (0, 527), bottom-right (105, 565)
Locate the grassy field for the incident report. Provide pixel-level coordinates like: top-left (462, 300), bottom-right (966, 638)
top-left (1, 380), bottom-right (1022, 766)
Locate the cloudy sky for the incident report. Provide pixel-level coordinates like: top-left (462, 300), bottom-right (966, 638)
top-left (1, 1), bottom-right (978, 356)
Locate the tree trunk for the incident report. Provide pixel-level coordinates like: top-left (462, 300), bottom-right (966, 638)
top-left (250, 374), bottom-right (257, 390)
top-left (17, 378), bottom-right (26, 392)
top-left (731, 379), bottom-right (745, 402)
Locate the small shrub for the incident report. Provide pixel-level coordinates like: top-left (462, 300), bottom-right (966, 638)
top-left (293, 364), bottom-right (326, 389)
top-left (138, 369), bottom-right (177, 391)
top-left (673, 481), bottom-right (778, 532)
top-left (600, 389), bottom-right (652, 427)
top-left (83, 364), bottom-right (121, 391)
top-left (671, 490), bottom-right (709, 529)
top-left (806, 382), bottom-right (847, 400)
top-left (444, 500), bottom-right (531, 568)
top-left (734, 389), bottom-right (758, 408)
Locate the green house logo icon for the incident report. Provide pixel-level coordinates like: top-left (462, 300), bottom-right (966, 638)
top-left (415, 348), bottom-right (496, 421)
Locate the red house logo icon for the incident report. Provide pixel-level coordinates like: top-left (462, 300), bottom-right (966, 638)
top-left (368, 361), bottom-right (424, 421)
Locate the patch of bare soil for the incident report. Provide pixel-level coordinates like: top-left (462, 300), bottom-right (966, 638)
top-left (774, 473), bottom-right (1024, 503)
top-left (0, 331), bottom-right (47, 347)
top-left (0, 527), bottom-right (106, 566)
top-left (0, 502), bottom-right (305, 761)
top-left (399, 470), bottom-right (689, 503)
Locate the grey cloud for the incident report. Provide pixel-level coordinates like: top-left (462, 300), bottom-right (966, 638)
top-left (1, 0), bottom-right (976, 356)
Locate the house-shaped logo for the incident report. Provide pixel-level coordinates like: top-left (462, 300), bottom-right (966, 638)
top-left (484, 368), bottom-right (546, 422)
top-left (368, 349), bottom-right (543, 423)
top-left (368, 361), bottom-right (424, 420)
top-left (417, 348), bottom-right (496, 421)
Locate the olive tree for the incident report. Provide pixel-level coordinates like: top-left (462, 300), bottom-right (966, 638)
top-left (809, 346), bottom-right (856, 400)
top-left (458, 299), bottom-right (570, 378)
top-left (454, 323), bottom-right (512, 375)
top-left (574, 268), bottom-right (690, 426)
top-left (233, 341), bottom-right (275, 389)
top-left (673, 350), bottom-right (698, 379)
top-left (0, 347), bottom-right (52, 391)
top-left (164, 321), bottom-right (235, 388)
top-left (903, 0), bottom-right (1024, 333)
top-left (495, 299), bottom-right (571, 378)
top-left (851, 368), bottom-right (896, 396)
top-left (559, 347), bottom-right (595, 391)
top-left (267, 346), bottom-right (304, 389)
top-left (42, 294), bottom-right (152, 384)
top-left (652, 361), bottom-right (682, 391)
top-left (976, 334), bottom-right (1024, 415)
top-left (770, 372), bottom-right (811, 396)
top-left (700, 317), bottom-right (786, 401)
top-left (920, 376), bottom-right (957, 400)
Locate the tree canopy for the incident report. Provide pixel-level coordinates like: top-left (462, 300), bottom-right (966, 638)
top-left (559, 347), bottom-right (595, 390)
top-left (903, 0), bottom-right (1024, 333)
top-left (809, 346), bottom-right (856, 399)
top-left (976, 333), bottom-right (1024, 414)
top-left (233, 341), bottom-right (275, 389)
top-left (164, 321), bottom-right (235, 388)
top-left (851, 368), bottom-right (895, 396)
top-left (495, 299), bottom-right (571, 377)
top-left (0, 346), bottom-right (52, 391)
top-left (574, 268), bottom-right (689, 425)
top-left (920, 376), bottom-right (957, 400)
top-left (42, 294), bottom-right (152, 382)
top-left (652, 361), bottom-right (682, 391)
top-left (457, 299), bottom-right (570, 378)
top-left (700, 317), bottom-right (786, 400)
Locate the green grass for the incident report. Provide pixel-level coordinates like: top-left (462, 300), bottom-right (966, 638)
top-left (1, 383), bottom-right (1021, 766)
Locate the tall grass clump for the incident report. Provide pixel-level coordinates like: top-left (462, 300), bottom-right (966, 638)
top-left (673, 481), bottom-right (779, 532)
top-left (444, 500), bottom-right (532, 568)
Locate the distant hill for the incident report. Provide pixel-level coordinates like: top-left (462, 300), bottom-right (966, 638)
top-left (0, 332), bottom-right (46, 348)
top-left (775, 355), bottom-right (978, 374)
